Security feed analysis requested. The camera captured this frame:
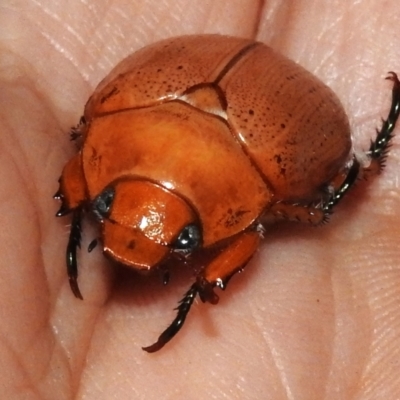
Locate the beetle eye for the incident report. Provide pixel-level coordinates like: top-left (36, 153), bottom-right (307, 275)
top-left (174, 224), bottom-right (202, 252)
top-left (92, 187), bottom-right (115, 220)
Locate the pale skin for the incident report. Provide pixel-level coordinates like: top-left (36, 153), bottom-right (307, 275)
top-left (0, 1), bottom-right (400, 399)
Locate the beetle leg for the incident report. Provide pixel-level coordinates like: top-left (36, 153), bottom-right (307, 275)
top-left (364, 72), bottom-right (400, 176)
top-left (195, 230), bottom-right (261, 303)
top-left (142, 284), bottom-right (198, 353)
top-left (66, 209), bottom-right (84, 300)
top-left (323, 72), bottom-right (400, 212)
top-left (322, 157), bottom-right (360, 214)
top-left (269, 202), bottom-right (326, 225)
top-left (142, 231), bottom-right (260, 352)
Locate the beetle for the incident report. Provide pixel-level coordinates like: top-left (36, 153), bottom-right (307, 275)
top-left (55, 34), bottom-right (400, 352)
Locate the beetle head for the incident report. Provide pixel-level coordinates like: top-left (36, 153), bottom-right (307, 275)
top-left (57, 155), bottom-right (202, 270)
top-left (91, 179), bottom-right (202, 270)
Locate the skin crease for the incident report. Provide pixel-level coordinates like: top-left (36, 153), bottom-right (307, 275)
top-left (0, 0), bottom-right (400, 398)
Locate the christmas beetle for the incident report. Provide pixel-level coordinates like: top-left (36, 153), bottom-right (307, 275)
top-left (55, 34), bottom-right (400, 352)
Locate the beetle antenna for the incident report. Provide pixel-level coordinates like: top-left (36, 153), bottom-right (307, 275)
top-left (67, 209), bottom-right (84, 300)
top-left (142, 283), bottom-right (198, 353)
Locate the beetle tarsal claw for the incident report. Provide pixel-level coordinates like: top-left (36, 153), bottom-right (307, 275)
top-left (53, 189), bottom-right (62, 200)
top-left (56, 203), bottom-right (70, 217)
top-left (195, 276), bottom-right (220, 304)
top-left (66, 209), bottom-right (83, 299)
top-left (69, 277), bottom-right (83, 300)
top-left (142, 283), bottom-right (198, 353)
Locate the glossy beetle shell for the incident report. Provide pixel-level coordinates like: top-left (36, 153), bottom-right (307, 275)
top-left (75, 35), bottom-right (351, 250)
top-left (87, 35), bottom-right (351, 201)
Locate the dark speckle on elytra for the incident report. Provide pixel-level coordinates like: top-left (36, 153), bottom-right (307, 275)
top-left (128, 240), bottom-right (135, 250)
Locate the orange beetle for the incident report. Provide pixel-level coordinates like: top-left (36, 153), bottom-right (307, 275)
top-left (55, 35), bottom-right (400, 352)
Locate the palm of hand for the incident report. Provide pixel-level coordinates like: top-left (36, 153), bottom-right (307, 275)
top-left (1, 1), bottom-right (400, 399)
